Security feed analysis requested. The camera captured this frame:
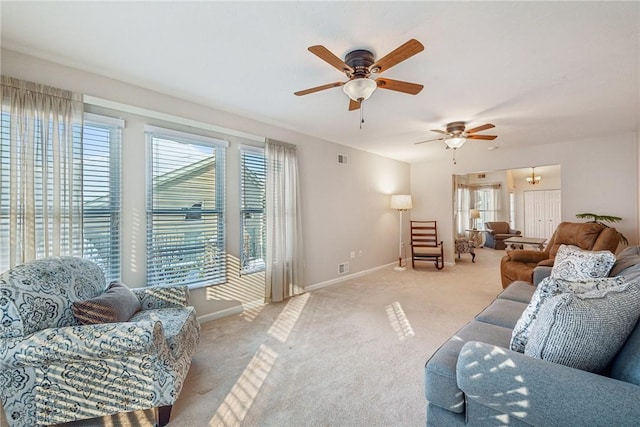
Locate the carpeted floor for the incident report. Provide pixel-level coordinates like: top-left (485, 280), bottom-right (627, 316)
top-left (4, 248), bottom-right (507, 427)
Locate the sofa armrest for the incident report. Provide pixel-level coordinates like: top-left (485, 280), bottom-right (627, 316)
top-left (457, 341), bottom-right (640, 426)
top-left (132, 285), bottom-right (190, 309)
top-left (509, 229), bottom-right (522, 236)
top-left (532, 266), bottom-right (552, 286)
top-left (1, 321), bottom-right (162, 368)
top-left (504, 250), bottom-right (549, 264)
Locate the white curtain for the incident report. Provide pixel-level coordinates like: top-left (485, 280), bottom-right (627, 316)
top-left (1, 76), bottom-right (83, 270)
top-left (265, 139), bottom-right (304, 302)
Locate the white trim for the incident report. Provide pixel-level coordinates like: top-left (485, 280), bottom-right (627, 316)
top-left (305, 262), bottom-right (397, 292)
top-left (197, 299), bottom-right (265, 324)
top-left (144, 124), bottom-right (229, 148)
top-left (84, 94), bottom-right (265, 143)
top-left (196, 263), bottom-right (398, 324)
top-left (238, 143), bottom-right (265, 154)
top-left (83, 112), bottom-right (125, 128)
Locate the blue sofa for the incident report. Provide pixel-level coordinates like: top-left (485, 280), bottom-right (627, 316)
top-left (424, 246), bottom-right (640, 426)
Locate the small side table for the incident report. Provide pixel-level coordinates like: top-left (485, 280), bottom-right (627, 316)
top-left (465, 229), bottom-right (484, 248)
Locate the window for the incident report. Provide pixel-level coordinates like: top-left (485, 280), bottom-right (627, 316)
top-left (82, 113), bottom-right (123, 281)
top-left (146, 126), bottom-right (227, 288)
top-left (0, 110), bottom-right (121, 277)
top-left (473, 184), bottom-right (501, 225)
top-left (240, 146), bottom-right (266, 274)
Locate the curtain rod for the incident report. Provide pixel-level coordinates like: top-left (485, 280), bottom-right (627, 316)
top-left (83, 95), bottom-right (265, 143)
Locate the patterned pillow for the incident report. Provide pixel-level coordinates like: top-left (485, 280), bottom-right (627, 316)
top-left (72, 280), bottom-right (141, 324)
top-left (510, 275), bottom-right (627, 352)
top-left (550, 244), bottom-right (616, 281)
top-left (525, 279), bottom-right (640, 372)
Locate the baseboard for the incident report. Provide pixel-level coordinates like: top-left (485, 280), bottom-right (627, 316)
top-left (305, 262), bottom-right (397, 292)
top-left (197, 260), bottom-right (454, 323)
top-left (197, 299), bottom-right (265, 324)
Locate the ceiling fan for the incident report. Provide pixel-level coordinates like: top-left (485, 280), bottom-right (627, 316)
top-left (294, 39), bottom-right (424, 112)
top-left (415, 121), bottom-right (497, 149)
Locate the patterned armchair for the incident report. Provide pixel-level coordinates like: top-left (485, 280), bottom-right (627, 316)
top-left (0, 257), bottom-right (200, 427)
top-left (455, 237), bottom-right (476, 262)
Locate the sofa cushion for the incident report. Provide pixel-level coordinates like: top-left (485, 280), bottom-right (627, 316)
top-left (475, 299), bottom-right (528, 329)
top-left (425, 321), bottom-right (512, 414)
top-left (510, 276), bottom-right (627, 353)
top-left (525, 279), bottom-right (640, 372)
top-left (497, 281), bottom-right (536, 303)
top-left (550, 244), bottom-right (616, 281)
top-left (72, 280), bottom-right (141, 324)
top-left (610, 319), bottom-right (640, 386)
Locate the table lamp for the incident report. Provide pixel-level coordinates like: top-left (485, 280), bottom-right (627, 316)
top-left (470, 209), bottom-right (481, 230)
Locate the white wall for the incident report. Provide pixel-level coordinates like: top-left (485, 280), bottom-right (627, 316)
top-left (2, 49), bottom-right (410, 320)
top-left (412, 134), bottom-right (639, 261)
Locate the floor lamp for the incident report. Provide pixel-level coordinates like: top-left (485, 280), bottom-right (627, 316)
top-left (390, 195), bottom-right (413, 271)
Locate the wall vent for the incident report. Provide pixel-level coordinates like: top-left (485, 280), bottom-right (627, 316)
top-left (337, 153), bottom-right (348, 165)
top-left (338, 262), bottom-right (350, 274)
top-left (477, 173), bottom-right (486, 179)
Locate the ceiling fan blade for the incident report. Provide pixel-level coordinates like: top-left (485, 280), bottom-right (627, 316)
top-left (467, 134), bottom-right (497, 140)
top-left (375, 78), bottom-right (423, 95)
top-left (294, 81), bottom-right (345, 96)
top-left (348, 98), bottom-right (361, 111)
top-left (430, 129), bottom-right (449, 135)
top-left (414, 137), bottom-right (445, 145)
top-left (370, 39), bottom-right (424, 73)
top-left (308, 45), bottom-right (353, 74)
top-left (466, 123), bottom-right (495, 134)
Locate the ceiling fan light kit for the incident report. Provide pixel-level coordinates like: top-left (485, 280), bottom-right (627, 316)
top-left (343, 78), bottom-right (377, 102)
top-left (445, 137), bottom-right (467, 149)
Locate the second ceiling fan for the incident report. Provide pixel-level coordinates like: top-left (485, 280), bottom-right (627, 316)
top-left (415, 121), bottom-right (497, 149)
top-left (294, 39), bottom-right (425, 111)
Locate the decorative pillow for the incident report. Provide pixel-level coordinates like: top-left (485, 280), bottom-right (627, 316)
top-left (524, 279), bottom-right (640, 372)
top-left (72, 280), bottom-right (141, 324)
top-left (509, 275), bottom-right (627, 353)
top-left (550, 244), bottom-right (616, 281)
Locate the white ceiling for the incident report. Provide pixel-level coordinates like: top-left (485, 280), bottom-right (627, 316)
top-left (2, 1), bottom-right (639, 163)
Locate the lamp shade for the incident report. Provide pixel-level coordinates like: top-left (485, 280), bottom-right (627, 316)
top-left (445, 137), bottom-right (466, 149)
top-left (343, 78), bottom-right (377, 101)
top-left (470, 209), bottom-right (481, 219)
top-left (390, 194), bottom-right (412, 210)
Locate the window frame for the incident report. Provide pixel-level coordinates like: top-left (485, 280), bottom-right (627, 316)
top-left (239, 145), bottom-right (266, 275)
top-left (145, 125), bottom-right (228, 289)
top-left (81, 113), bottom-right (124, 281)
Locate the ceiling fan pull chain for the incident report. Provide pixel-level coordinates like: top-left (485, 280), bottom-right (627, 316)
top-left (359, 100), bottom-right (365, 129)
top-left (453, 149), bottom-right (457, 165)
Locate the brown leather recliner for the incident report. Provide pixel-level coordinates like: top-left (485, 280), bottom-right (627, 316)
top-left (500, 221), bottom-right (620, 288)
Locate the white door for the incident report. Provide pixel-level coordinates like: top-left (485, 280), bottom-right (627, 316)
top-left (524, 189), bottom-right (561, 240)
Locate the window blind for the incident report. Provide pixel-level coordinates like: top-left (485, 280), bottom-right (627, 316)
top-left (146, 128), bottom-right (226, 288)
top-left (82, 114), bottom-right (123, 281)
top-left (240, 146), bottom-right (266, 274)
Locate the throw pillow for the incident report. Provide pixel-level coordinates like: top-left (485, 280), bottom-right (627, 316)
top-left (72, 280), bottom-right (141, 324)
top-left (509, 275), bottom-right (627, 353)
top-left (524, 279), bottom-right (640, 372)
top-left (550, 244), bottom-right (616, 281)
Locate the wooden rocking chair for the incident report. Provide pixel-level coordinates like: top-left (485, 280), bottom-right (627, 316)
top-left (410, 220), bottom-right (444, 270)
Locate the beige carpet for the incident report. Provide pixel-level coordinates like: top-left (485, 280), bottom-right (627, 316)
top-left (3, 248), bottom-right (507, 427)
